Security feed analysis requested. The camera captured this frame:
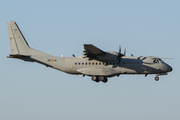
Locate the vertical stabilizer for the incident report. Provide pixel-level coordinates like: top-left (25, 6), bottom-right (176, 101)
top-left (7, 21), bottom-right (30, 55)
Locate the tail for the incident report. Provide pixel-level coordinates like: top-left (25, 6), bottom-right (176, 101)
top-left (7, 21), bottom-right (51, 59)
top-left (7, 21), bottom-right (30, 55)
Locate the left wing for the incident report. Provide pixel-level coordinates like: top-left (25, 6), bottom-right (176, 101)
top-left (84, 44), bottom-right (105, 55)
top-left (83, 44), bottom-right (106, 59)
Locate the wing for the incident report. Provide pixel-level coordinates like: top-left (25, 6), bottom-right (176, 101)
top-left (83, 44), bottom-right (106, 59)
top-left (84, 44), bottom-right (105, 54)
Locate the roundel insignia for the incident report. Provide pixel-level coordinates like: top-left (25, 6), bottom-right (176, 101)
top-left (51, 59), bottom-right (54, 62)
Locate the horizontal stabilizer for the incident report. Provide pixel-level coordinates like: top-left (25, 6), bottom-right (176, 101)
top-left (7, 54), bottom-right (33, 62)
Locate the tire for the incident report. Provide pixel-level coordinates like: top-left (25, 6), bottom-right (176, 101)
top-left (103, 78), bottom-right (108, 83)
top-left (155, 77), bottom-right (159, 81)
top-left (91, 76), bottom-right (97, 81)
top-left (99, 76), bottom-right (105, 81)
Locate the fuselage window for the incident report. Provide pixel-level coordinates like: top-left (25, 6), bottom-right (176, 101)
top-left (78, 62), bottom-right (81, 65)
top-left (113, 63), bottom-right (115, 65)
top-left (99, 63), bottom-right (101, 65)
top-left (103, 63), bottom-right (106, 65)
top-left (96, 63), bottom-right (98, 65)
top-left (92, 63), bottom-right (94, 65)
top-left (85, 62), bottom-right (87, 65)
top-left (82, 62), bottom-right (84, 65)
top-left (117, 63), bottom-right (119, 65)
top-left (75, 62), bottom-right (77, 65)
top-left (106, 62), bottom-right (108, 65)
top-left (89, 62), bottom-right (91, 65)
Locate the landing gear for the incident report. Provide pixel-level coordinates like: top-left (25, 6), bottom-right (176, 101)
top-left (103, 78), bottom-right (108, 83)
top-left (91, 76), bottom-right (99, 82)
top-left (99, 76), bottom-right (105, 81)
top-left (99, 76), bottom-right (108, 83)
top-left (155, 76), bottom-right (159, 81)
top-left (95, 79), bottom-right (100, 82)
top-left (91, 76), bottom-right (108, 83)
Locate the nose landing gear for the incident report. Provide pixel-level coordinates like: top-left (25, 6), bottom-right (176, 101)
top-left (155, 76), bottom-right (159, 81)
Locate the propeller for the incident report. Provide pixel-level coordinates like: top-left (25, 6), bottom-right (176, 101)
top-left (118, 45), bottom-right (121, 64)
top-left (117, 45), bottom-right (126, 66)
top-left (124, 48), bottom-right (126, 56)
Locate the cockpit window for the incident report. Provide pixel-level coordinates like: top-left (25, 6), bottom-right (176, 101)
top-left (159, 59), bottom-right (164, 63)
top-left (153, 59), bottom-right (164, 63)
top-left (153, 59), bottom-right (158, 63)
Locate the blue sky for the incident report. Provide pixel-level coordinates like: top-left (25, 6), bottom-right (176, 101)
top-left (0, 0), bottom-right (179, 120)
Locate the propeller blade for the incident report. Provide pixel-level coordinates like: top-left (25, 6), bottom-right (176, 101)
top-left (124, 48), bottom-right (126, 56)
top-left (119, 45), bottom-right (121, 56)
top-left (118, 45), bottom-right (121, 64)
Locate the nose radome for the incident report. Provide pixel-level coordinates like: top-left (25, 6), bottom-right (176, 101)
top-left (163, 64), bottom-right (172, 72)
top-left (167, 65), bottom-right (173, 72)
top-left (169, 66), bottom-right (173, 72)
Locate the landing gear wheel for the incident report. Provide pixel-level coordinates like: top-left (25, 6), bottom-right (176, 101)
top-left (99, 76), bottom-right (105, 81)
top-left (91, 76), bottom-right (97, 81)
top-left (102, 78), bottom-right (108, 83)
top-left (155, 77), bottom-right (159, 81)
top-left (95, 79), bottom-right (100, 83)
top-left (99, 76), bottom-right (108, 83)
top-left (91, 76), bottom-right (99, 82)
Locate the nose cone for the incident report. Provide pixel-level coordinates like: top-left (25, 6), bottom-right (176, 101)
top-left (169, 66), bottom-right (173, 72)
top-left (166, 64), bottom-right (173, 72)
top-left (162, 64), bottom-right (173, 72)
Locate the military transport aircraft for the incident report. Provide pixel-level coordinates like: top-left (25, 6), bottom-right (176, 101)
top-left (7, 21), bottom-right (173, 83)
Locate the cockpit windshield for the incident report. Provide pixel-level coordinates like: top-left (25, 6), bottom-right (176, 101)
top-left (159, 59), bottom-right (165, 63)
top-left (153, 59), bottom-right (164, 63)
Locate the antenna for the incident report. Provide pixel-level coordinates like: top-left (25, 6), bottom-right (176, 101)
top-left (160, 58), bottom-right (173, 60)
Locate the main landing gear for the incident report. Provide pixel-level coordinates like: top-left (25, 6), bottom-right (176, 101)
top-left (91, 76), bottom-right (108, 83)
